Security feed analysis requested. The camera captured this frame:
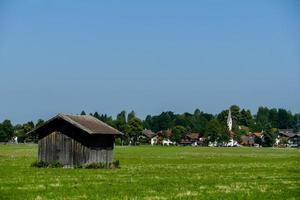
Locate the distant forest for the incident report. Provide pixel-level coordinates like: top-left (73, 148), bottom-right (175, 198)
top-left (0, 105), bottom-right (299, 146)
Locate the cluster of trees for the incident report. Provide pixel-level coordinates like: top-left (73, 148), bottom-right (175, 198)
top-left (0, 106), bottom-right (299, 147)
top-left (0, 119), bottom-right (44, 143)
top-left (78, 106), bottom-right (300, 146)
top-left (84, 111), bottom-right (143, 145)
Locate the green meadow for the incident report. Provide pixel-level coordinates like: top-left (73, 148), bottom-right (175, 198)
top-left (0, 145), bottom-right (299, 200)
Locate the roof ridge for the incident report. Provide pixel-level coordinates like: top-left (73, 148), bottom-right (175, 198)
top-left (27, 113), bottom-right (123, 135)
top-left (60, 114), bottom-right (94, 134)
top-left (63, 113), bottom-right (122, 135)
top-left (77, 114), bottom-right (122, 134)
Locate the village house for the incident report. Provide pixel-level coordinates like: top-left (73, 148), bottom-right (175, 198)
top-left (240, 132), bottom-right (263, 146)
top-left (180, 133), bottom-right (203, 146)
top-left (142, 129), bottom-right (161, 145)
top-left (27, 113), bottom-right (122, 167)
top-left (141, 129), bottom-right (175, 145)
top-left (277, 129), bottom-right (300, 147)
top-left (289, 134), bottom-right (300, 147)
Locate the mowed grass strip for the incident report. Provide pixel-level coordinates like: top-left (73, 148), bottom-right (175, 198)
top-left (0, 145), bottom-right (299, 200)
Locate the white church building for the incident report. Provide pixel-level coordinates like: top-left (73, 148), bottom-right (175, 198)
top-left (225, 108), bottom-right (239, 147)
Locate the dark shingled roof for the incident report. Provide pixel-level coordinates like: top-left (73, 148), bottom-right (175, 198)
top-left (186, 133), bottom-right (202, 140)
top-left (142, 129), bottom-right (157, 138)
top-left (278, 129), bottom-right (296, 138)
top-left (28, 113), bottom-right (123, 135)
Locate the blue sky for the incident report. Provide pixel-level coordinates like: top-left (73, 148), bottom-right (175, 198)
top-left (0, 0), bottom-right (299, 124)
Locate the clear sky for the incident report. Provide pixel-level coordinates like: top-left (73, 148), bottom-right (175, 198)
top-left (0, 0), bottom-right (299, 124)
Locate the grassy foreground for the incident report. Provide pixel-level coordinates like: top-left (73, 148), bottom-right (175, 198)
top-left (0, 145), bottom-right (299, 200)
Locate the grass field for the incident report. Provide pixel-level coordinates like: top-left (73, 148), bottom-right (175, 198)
top-left (0, 145), bottom-right (299, 200)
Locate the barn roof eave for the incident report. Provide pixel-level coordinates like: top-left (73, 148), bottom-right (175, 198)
top-left (60, 113), bottom-right (123, 135)
top-left (26, 113), bottom-right (124, 136)
top-left (26, 114), bottom-right (61, 135)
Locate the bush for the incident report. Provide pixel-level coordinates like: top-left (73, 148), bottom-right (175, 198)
top-left (85, 162), bottom-right (106, 169)
top-left (50, 161), bottom-right (64, 168)
top-left (31, 160), bottom-right (120, 169)
top-left (31, 161), bottom-right (48, 168)
top-left (31, 161), bottom-right (63, 168)
top-left (84, 160), bottom-right (120, 169)
top-left (111, 160), bottom-right (120, 168)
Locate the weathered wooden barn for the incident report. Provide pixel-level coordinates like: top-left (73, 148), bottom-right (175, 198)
top-left (28, 113), bottom-right (123, 167)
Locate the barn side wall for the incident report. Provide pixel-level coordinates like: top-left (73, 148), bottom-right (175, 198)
top-left (38, 131), bottom-right (113, 167)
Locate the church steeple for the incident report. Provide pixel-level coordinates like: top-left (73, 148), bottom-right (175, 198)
top-left (227, 108), bottom-right (232, 131)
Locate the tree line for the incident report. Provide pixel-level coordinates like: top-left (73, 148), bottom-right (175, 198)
top-left (0, 106), bottom-right (299, 146)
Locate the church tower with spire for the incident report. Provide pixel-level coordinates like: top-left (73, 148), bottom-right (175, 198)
top-left (227, 107), bottom-right (238, 146)
top-left (227, 108), bottom-right (233, 132)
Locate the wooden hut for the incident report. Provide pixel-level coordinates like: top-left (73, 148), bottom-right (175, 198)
top-left (28, 113), bottom-right (123, 167)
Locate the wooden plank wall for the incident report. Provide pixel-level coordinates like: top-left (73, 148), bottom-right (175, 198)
top-left (38, 131), bottom-right (113, 167)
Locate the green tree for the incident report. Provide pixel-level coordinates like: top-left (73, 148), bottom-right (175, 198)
top-left (99, 114), bottom-right (113, 124)
top-left (80, 110), bottom-right (86, 115)
top-left (278, 109), bottom-right (294, 129)
top-left (114, 111), bottom-right (130, 144)
top-left (36, 119), bottom-right (45, 128)
top-left (205, 119), bottom-right (223, 143)
top-left (127, 117), bottom-right (143, 145)
top-left (293, 114), bottom-right (300, 132)
top-left (93, 112), bottom-right (101, 120)
top-left (194, 109), bottom-right (201, 117)
top-left (14, 124), bottom-right (26, 143)
top-left (175, 113), bottom-right (192, 131)
top-left (127, 111), bottom-right (136, 122)
top-left (171, 125), bottom-right (186, 143)
top-left (230, 105), bottom-right (241, 124)
top-left (240, 109), bottom-right (253, 127)
top-left (150, 112), bottom-right (175, 132)
top-left (268, 108), bottom-right (278, 128)
top-left (23, 121), bottom-right (36, 142)
top-left (0, 120), bottom-right (14, 142)
top-left (217, 110), bottom-right (228, 126)
top-left (192, 109), bottom-right (212, 133)
top-left (255, 107), bottom-right (269, 131)
top-left (143, 115), bottom-right (152, 130)
top-left (262, 123), bottom-right (275, 147)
